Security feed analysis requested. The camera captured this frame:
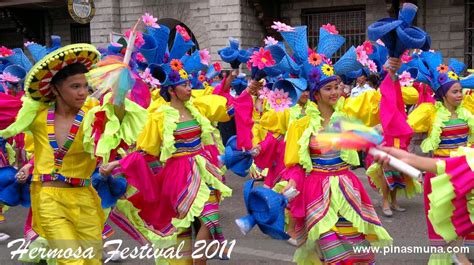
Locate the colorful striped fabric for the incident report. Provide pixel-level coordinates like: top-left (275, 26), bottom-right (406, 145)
top-left (47, 105), bottom-right (85, 171)
top-left (38, 173), bottom-right (91, 187)
top-left (434, 119), bottom-right (469, 157)
top-left (200, 190), bottom-right (225, 242)
top-left (173, 119), bottom-right (203, 155)
top-left (310, 136), bottom-right (349, 172)
top-left (383, 169), bottom-right (406, 191)
top-left (319, 217), bottom-right (375, 264)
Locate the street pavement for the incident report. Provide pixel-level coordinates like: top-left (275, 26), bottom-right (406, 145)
top-left (0, 168), bottom-right (470, 264)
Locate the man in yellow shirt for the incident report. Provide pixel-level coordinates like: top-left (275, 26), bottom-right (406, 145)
top-left (1, 44), bottom-right (107, 264)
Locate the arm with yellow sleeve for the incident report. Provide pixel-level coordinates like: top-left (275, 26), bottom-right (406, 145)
top-left (259, 108), bottom-right (291, 135)
top-left (192, 94), bottom-right (233, 123)
top-left (407, 102), bottom-right (434, 133)
top-left (343, 90), bottom-right (381, 127)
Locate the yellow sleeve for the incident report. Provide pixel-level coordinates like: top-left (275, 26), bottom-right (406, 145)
top-left (192, 95), bottom-right (231, 122)
top-left (407, 103), bottom-right (435, 133)
top-left (284, 116), bottom-right (310, 167)
top-left (462, 92), bottom-right (474, 114)
top-left (402, 86), bottom-right (419, 105)
top-left (259, 108), bottom-right (290, 135)
top-left (136, 110), bottom-right (163, 156)
top-left (147, 97), bottom-right (167, 114)
top-left (343, 90), bottom-right (381, 127)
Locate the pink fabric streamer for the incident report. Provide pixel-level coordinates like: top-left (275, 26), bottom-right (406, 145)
top-left (413, 82), bottom-right (435, 105)
top-left (234, 90), bottom-right (254, 150)
top-left (380, 75), bottom-right (413, 149)
top-left (0, 92), bottom-right (22, 130)
top-left (119, 152), bottom-right (161, 202)
top-left (129, 74), bottom-right (151, 109)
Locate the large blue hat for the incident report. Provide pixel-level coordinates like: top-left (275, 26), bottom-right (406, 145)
top-left (218, 37), bottom-right (251, 69)
top-left (4, 48), bottom-right (33, 71)
top-left (182, 50), bottom-right (207, 75)
top-left (263, 45), bottom-right (300, 77)
top-left (25, 35), bottom-right (62, 63)
top-left (272, 77), bottom-right (307, 106)
top-left (3, 64), bottom-right (26, 84)
top-left (0, 166), bottom-right (31, 207)
top-left (231, 75), bottom-right (248, 96)
top-left (169, 26), bottom-right (195, 60)
top-left (235, 179), bottom-right (290, 240)
top-left (139, 25), bottom-right (171, 65)
top-left (333, 46), bottom-right (364, 76)
top-left (368, 3), bottom-right (430, 57)
top-left (279, 26), bottom-right (309, 65)
top-left (91, 170), bottom-right (127, 209)
top-left (219, 135), bottom-right (253, 177)
top-left (317, 27), bottom-right (346, 59)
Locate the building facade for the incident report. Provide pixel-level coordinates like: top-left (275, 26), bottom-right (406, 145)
top-left (0, 0), bottom-right (471, 67)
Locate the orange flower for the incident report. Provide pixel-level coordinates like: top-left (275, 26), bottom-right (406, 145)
top-left (198, 74), bottom-right (206, 82)
top-left (170, 59), bottom-right (183, 71)
top-left (437, 64), bottom-right (448, 73)
top-left (308, 53), bottom-right (322, 66)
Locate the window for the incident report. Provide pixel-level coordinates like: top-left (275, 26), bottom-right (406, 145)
top-left (71, 23), bottom-right (90, 43)
top-left (466, 0), bottom-right (474, 68)
top-left (302, 6), bottom-right (366, 60)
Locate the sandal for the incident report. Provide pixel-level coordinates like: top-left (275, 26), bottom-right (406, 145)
top-left (391, 205), bottom-right (406, 212)
top-left (382, 207), bottom-right (393, 217)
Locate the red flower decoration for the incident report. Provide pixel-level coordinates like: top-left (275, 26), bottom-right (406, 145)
top-left (363, 41), bottom-right (373, 55)
top-left (249, 48), bottom-right (276, 70)
top-left (213, 62), bottom-right (222, 72)
top-left (198, 74), bottom-right (206, 82)
top-left (321, 23), bottom-right (338, 34)
top-left (176, 25), bottom-right (191, 42)
top-left (0, 46), bottom-right (13, 57)
top-left (170, 59), bottom-right (183, 71)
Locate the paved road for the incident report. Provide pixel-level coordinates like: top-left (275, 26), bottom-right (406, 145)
top-left (0, 168), bottom-right (470, 264)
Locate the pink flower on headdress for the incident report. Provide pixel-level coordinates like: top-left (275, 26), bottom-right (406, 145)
top-left (367, 60), bottom-right (378, 73)
top-left (125, 29), bottom-right (145, 48)
top-left (0, 46), bottom-right (13, 57)
top-left (176, 25), bottom-right (191, 42)
top-left (264, 36), bottom-right (278, 46)
top-left (24, 41), bottom-right (35, 47)
top-left (321, 23), bottom-right (338, 34)
top-left (142, 13), bottom-right (159, 28)
top-left (246, 60), bottom-right (252, 71)
top-left (0, 72), bottom-right (20, 83)
top-left (250, 47), bottom-right (276, 70)
top-left (268, 88), bottom-right (292, 112)
top-left (136, 52), bottom-right (146, 63)
top-left (401, 50), bottom-right (412, 63)
top-left (199, 49), bottom-right (211, 66)
top-left (376, 39), bottom-right (385, 46)
top-left (259, 86), bottom-right (271, 100)
top-left (356, 45), bottom-right (369, 66)
top-left (362, 41), bottom-right (373, 55)
top-left (399, 71), bottom-right (413, 87)
top-left (213, 62), bottom-right (222, 72)
top-left (271, 21), bottom-right (295, 32)
top-left (139, 68), bottom-right (161, 88)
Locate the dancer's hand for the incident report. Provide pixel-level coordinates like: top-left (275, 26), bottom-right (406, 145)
top-left (250, 145), bottom-right (261, 157)
top-left (16, 164), bottom-right (31, 183)
top-left (246, 80), bottom-right (263, 96)
top-left (282, 179), bottom-right (297, 193)
top-left (99, 161), bottom-right (120, 176)
top-left (385, 57), bottom-right (402, 77)
top-left (372, 146), bottom-right (413, 170)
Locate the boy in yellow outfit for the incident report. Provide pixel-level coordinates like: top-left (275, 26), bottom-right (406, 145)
top-left (0, 43), bottom-right (146, 264)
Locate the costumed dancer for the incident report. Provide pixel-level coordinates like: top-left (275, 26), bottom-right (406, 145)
top-left (373, 146), bottom-right (474, 265)
top-left (0, 39), bottom-right (146, 264)
top-left (404, 51), bottom-right (474, 264)
top-left (365, 3), bottom-right (431, 217)
top-left (258, 22), bottom-right (392, 264)
top-left (100, 20), bottom-right (234, 265)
